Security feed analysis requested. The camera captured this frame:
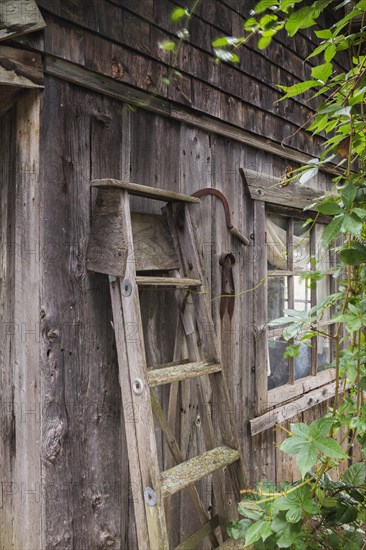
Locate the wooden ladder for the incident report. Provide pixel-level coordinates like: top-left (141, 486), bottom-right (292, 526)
top-left (86, 179), bottom-right (246, 550)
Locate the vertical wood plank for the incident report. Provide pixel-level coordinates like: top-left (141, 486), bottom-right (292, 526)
top-left (13, 91), bottom-right (42, 548)
top-left (253, 200), bottom-right (268, 416)
top-left (0, 105), bottom-right (17, 548)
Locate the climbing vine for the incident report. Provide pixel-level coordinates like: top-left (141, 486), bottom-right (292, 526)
top-left (161, 1), bottom-right (366, 547)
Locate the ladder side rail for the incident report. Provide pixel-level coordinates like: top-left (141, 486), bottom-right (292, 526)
top-left (112, 190), bottom-right (169, 549)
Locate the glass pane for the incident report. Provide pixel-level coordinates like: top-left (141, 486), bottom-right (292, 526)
top-left (268, 338), bottom-right (289, 389)
top-left (294, 276), bottom-right (311, 312)
top-left (267, 277), bottom-right (288, 323)
top-left (293, 221), bottom-right (310, 271)
top-left (315, 225), bottom-right (331, 322)
top-left (267, 215), bottom-right (288, 270)
top-left (294, 344), bottom-right (311, 380)
top-left (318, 332), bottom-right (331, 369)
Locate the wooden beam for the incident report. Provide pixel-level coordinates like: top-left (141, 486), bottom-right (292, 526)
top-left (0, 0), bottom-right (45, 41)
top-left (92, 178), bottom-right (201, 203)
top-left (242, 168), bottom-right (322, 210)
top-left (0, 46), bottom-right (43, 88)
top-left (250, 379), bottom-right (337, 435)
top-left (43, 55), bottom-right (338, 172)
top-left (268, 368), bottom-right (336, 407)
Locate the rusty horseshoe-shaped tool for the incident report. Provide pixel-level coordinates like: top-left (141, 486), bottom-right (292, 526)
top-left (191, 188), bottom-right (249, 246)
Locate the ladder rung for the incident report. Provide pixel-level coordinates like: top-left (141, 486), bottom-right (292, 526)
top-left (148, 361), bottom-right (222, 387)
top-left (161, 446), bottom-right (240, 497)
top-left (136, 276), bottom-right (202, 288)
top-left (219, 539), bottom-right (246, 549)
top-left (175, 515), bottom-right (220, 550)
top-left (91, 179), bottom-right (201, 203)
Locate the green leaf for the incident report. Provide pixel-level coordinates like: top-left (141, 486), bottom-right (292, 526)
top-left (316, 199), bottom-right (342, 215)
top-left (253, 0), bottom-right (279, 14)
top-left (322, 216), bottom-right (343, 246)
top-left (315, 29), bottom-right (333, 38)
top-left (296, 445), bottom-right (318, 477)
top-left (238, 501), bottom-right (264, 520)
top-left (278, 80), bottom-right (319, 99)
top-left (214, 48), bottom-right (239, 63)
top-left (284, 344), bottom-right (300, 358)
top-left (342, 462), bottom-right (366, 486)
top-left (341, 184), bottom-right (357, 209)
top-left (159, 40), bottom-right (176, 51)
top-left (299, 166), bottom-right (319, 184)
top-left (285, 508), bottom-right (302, 523)
top-left (258, 35), bottom-right (273, 48)
top-left (324, 44), bottom-right (337, 62)
top-left (285, 6), bottom-right (316, 35)
top-left (245, 520), bottom-right (273, 545)
top-left (314, 436), bottom-right (348, 459)
top-left (171, 7), bottom-right (188, 22)
top-left (342, 214), bottom-right (363, 238)
top-left (339, 246), bottom-right (366, 265)
top-left (311, 62), bottom-right (333, 84)
top-left (280, 435), bottom-right (307, 455)
top-left (335, 502), bottom-right (358, 524)
top-left (227, 518), bottom-right (252, 540)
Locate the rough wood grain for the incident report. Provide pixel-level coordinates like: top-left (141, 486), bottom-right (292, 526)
top-left (132, 212), bottom-right (179, 272)
top-left (0, 0), bottom-right (45, 41)
top-left (40, 79), bottom-right (126, 549)
top-left (268, 368), bottom-right (336, 407)
top-left (0, 46), bottom-right (43, 88)
top-left (110, 190), bottom-right (169, 549)
top-left (86, 188), bottom-right (128, 276)
top-left (136, 276), bottom-right (202, 288)
top-left (243, 168), bottom-right (322, 210)
top-left (92, 178), bottom-right (201, 203)
top-left (42, 55), bottom-right (338, 173)
top-left (161, 446), bottom-right (240, 497)
top-left (0, 103), bottom-right (17, 548)
top-left (250, 381), bottom-right (338, 435)
top-left (12, 90), bottom-right (42, 548)
top-left (148, 361), bottom-right (222, 387)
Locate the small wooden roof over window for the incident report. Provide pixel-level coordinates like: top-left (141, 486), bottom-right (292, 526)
top-left (242, 168), bottom-right (321, 210)
top-left (0, 1), bottom-right (45, 116)
top-left (0, 0), bottom-right (45, 41)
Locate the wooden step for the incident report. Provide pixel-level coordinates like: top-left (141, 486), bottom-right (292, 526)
top-left (148, 361), bottom-right (222, 387)
top-left (175, 515), bottom-right (220, 550)
top-left (161, 446), bottom-right (240, 497)
top-left (219, 539), bottom-right (246, 549)
top-left (136, 276), bottom-right (202, 288)
top-left (91, 179), bottom-right (201, 203)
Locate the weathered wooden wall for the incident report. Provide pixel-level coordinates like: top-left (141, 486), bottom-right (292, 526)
top-left (0, 1), bottom-right (348, 547)
top-left (20, 0), bottom-right (347, 161)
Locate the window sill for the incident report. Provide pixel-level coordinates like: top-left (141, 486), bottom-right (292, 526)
top-left (250, 369), bottom-right (337, 436)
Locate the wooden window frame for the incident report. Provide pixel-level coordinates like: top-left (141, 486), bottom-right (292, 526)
top-left (249, 203), bottom-right (339, 436)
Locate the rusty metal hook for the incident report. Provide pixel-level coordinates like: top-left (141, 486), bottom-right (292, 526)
top-left (191, 188), bottom-right (249, 246)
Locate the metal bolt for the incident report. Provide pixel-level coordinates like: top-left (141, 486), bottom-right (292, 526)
top-left (144, 487), bottom-right (157, 507)
top-left (132, 378), bottom-right (144, 396)
top-left (121, 278), bottom-right (132, 297)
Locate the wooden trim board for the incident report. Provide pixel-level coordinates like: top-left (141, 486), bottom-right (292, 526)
top-left (44, 55), bottom-right (338, 172)
top-left (250, 377), bottom-right (338, 435)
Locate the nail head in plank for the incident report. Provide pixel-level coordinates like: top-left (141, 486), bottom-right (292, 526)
top-left (91, 178), bottom-right (201, 203)
top-left (160, 446), bottom-right (240, 497)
